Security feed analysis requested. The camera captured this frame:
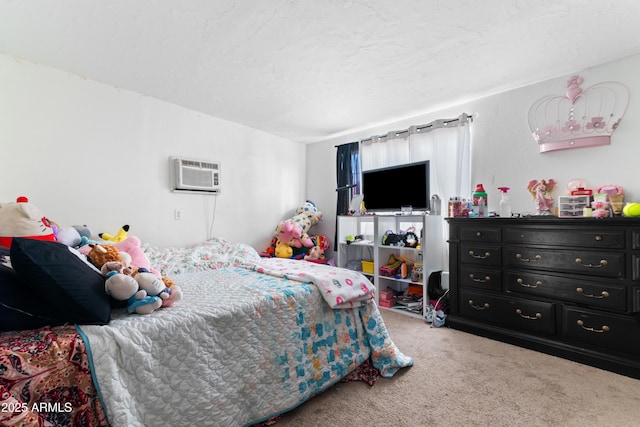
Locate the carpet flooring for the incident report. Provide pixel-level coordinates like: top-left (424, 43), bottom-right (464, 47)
top-left (276, 309), bottom-right (640, 426)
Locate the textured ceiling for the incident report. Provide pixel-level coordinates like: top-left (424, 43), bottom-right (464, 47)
top-left (1, 0), bottom-right (639, 143)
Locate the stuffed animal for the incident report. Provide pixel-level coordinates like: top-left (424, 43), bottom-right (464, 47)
top-left (159, 276), bottom-right (183, 307)
top-left (132, 267), bottom-right (184, 307)
top-left (275, 201), bottom-right (323, 248)
top-left (304, 245), bottom-right (325, 263)
top-left (133, 268), bottom-right (171, 301)
top-left (111, 236), bottom-right (153, 272)
top-left (52, 223), bottom-right (83, 247)
top-left (84, 236), bottom-right (152, 273)
top-left (51, 223), bottom-right (94, 248)
top-left (0, 196), bottom-right (56, 248)
top-left (101, 261), bottom-right (162, 315)
top-left (275, 240), bottom-right (293, 258)
top-left (87, 243), bottom-right (126, 270)
top-left (312, 235), bottom-right (330, 251)
top-left (99, 224), bottom-right (130, 242)
top-left (73, 225), bottom-right (92, 240)
top-left (88, 241), bottom-right (182, 307)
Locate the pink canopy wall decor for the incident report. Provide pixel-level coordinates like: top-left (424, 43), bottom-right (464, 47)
top-left (527, 75), bottom-right (629, 153)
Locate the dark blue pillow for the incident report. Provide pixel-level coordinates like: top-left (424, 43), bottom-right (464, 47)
top-left (0, 246), bottom-right (60, 330)
top-left (10, 238), bottom-right (111, 326)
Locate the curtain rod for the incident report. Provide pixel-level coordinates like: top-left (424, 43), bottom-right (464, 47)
top-left (335, 112), bottom-right (473, 147)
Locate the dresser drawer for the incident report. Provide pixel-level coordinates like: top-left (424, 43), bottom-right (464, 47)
top-left (505, 227), bottom-right (624, 249)
top-left (505, 271), bottom-right (627, 311)
top-left (460, 290), bottom-right (556, 335)
top-left (459, 266), bottom-right (502, 291)
top-left (460, 244), bottom-right (501, 266)
top-left (562, 306), bottom-right (640, 356)
top-left (632, 230), bottom-right (640, 250)
top-left (633, 254), bottom-right (640, 281)
top-left (505, 248), bottom-right (624, 278)
top-left (459, 226), bottom-right (501, 243)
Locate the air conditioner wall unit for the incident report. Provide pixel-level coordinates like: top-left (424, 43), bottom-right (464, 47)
top-left (170, 157), bottom-right (221, 194)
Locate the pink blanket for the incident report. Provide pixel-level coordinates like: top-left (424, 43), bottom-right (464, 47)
top-left (245, 258), bottom-right (375, 308)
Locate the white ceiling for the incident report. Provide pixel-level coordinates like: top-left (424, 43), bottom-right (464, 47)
top-left (1, 0), bottom-right (640, 143)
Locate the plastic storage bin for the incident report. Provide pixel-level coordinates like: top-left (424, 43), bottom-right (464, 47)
top-left (558, 195), bottom-right (590, 218)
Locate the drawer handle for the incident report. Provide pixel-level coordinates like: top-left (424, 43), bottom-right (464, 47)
top-left (469, 250), bottom-right (491, 259)
top-left (468, 299), bottom-right (490, 310)
top-left (515, 253), bottom-right (541, 262)
top-left (577, 319), bottom-right (610, 333)
top-left (575, 288), bottom-right (610, 299)
top-left (517, 278), bottom-right (542, 288)
top-left (575, 258), bottom-right (608, 268)
top-left (515, 308), bottom-right (542, 320)
top-left (475, 231), bottom-right (483, 237)
top-left (470, 274), bottom-right (491, 283)
top-left (595, 235), bottom-right (602, 241)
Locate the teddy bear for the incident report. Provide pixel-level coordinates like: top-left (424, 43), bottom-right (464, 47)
top-left (101, 261), bottom-right (162, 315)
top-left (0, 196), bottom-right (56, 248)
top-left (85, 237), bottom-right (151, 273)
top-left (274, 201), bottom-right (323, 248)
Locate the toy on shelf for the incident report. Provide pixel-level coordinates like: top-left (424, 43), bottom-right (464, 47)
top-left (595, 184), bottom-right (624, 215)
top-left (527, 179), bottom-right (557, 215)
top-left (591, 194), bottom-right (611, 218)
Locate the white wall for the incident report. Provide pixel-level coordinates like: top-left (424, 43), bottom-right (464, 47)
top-left (0, 53), bottom-right (306, 250)
top-left (2, 52), bottom-right (638, 254)
top-left (308, 54), bottom-right (640, 257)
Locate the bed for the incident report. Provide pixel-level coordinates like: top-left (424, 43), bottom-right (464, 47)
top-left (0, 237), bottom-right (412, 427)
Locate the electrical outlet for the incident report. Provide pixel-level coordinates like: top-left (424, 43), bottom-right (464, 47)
top-left (174, 209), bottom-right (183, 220)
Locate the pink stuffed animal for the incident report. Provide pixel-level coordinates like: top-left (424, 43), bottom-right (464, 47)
top-left (275, 201), bottom-right (323, 248)
top-left (112, 236), bottom-right (152, 271)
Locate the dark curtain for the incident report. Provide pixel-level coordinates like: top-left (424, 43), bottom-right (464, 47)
top-left (335, 142), bottom-right (360, 249)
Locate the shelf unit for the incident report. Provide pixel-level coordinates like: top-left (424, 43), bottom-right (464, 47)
top-left (337, 214), bottom-right (445, 319)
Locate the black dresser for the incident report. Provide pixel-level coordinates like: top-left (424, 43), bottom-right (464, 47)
top-left (446, 217), bottom-right (640, 378)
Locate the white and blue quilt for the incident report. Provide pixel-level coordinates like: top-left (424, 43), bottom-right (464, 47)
top-left (79, 240), bottom-right (412, 427)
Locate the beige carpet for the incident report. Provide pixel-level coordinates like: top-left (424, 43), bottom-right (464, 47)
top-left (276, 309), bottom-right (640, 427)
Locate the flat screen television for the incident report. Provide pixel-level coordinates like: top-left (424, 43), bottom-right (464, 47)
top-left (361, 161), bottom-right (430, 213)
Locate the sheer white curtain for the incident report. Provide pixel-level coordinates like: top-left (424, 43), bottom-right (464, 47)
top-left (359, 113), bottom-right (472, 265)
